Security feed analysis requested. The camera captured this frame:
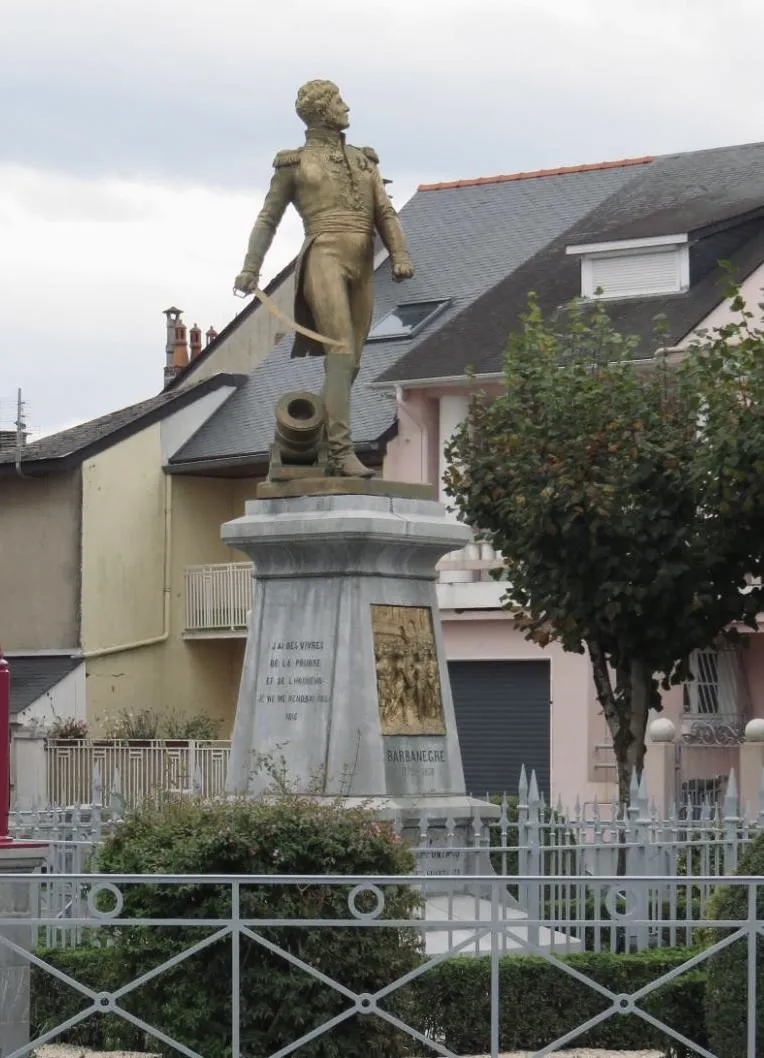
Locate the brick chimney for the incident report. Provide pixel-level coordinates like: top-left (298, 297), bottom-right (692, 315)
top-left (205, 326), bottom-right (218, 347)
top-left (189, 323), bottom-right (203, 361)
top-left (163, 307), bottom-right (188, 387)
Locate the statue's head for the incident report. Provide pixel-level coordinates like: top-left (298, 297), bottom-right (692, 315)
top-left (295, 80), bottom-right (349, 131)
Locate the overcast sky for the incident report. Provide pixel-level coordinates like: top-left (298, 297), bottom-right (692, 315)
top-left (2, 0), bottom-right (763, 436)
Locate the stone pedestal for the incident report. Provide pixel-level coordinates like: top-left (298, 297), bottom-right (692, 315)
top-left (645, 718), bottom-right (678, 817)
top-left (223, 492), bottom-right (473, 801)
top-left (740, 721), bottom-right (764, 818)
top-left (0, 844), bottom-right (47, 1058)
top-left (222, 491), bottom-right (500, 870)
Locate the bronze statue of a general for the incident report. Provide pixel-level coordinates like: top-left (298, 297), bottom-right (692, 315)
top-left (234, 80), bottom-right (414, 478)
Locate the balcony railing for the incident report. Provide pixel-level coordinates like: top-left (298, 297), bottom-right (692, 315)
top-left (185, 544), bottom-right (506, 634)
top-left (185, 563), bottom-right (252, 633)
top-left (438, 540), bottom-right (504, 583)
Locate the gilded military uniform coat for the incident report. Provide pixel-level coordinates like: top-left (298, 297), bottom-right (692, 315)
top-left (241, 128), bottom-right (411, 360)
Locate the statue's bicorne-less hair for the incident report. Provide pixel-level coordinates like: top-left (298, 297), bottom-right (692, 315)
top-left (295, 79), bottom-right (341, 126)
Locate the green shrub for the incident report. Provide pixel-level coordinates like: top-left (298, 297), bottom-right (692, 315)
top-left (705, 830), bottom-right (764, 1058)
top-left (32, 797), bottom-right (421, 1058)
top-left (34, 943), bottom-right (708, 1058)
top-left (413, 947), bottom-right (707, 1057)
top-left (32, 946), bottom-right (140, 1051)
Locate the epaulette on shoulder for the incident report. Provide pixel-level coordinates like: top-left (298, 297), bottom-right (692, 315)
top-left (360, 145), bottom-right (379, 164)
top-left (273, 148), bottom-right (302, 169)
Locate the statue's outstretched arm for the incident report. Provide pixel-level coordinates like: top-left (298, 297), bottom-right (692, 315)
top-left (369, 158), bottom-right (414, 282)
top-left (234, 163), bottom-right (296, 294)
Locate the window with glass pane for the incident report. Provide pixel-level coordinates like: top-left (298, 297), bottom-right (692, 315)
top-left (683, 650), bottom-right (719, 714)
top-left (367, 300), bottom-right (449, 341)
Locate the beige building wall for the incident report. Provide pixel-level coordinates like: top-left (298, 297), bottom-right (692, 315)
top-left (163, 474), bottom-right (241, 731)
top-left (81, 424), bottom-right (263, 733)
top-left (81, 425), bottom-right (167, 725)
top-left (0, 470), bottom-right (81, 650)
top-left (176, 277), bottom-right (296, 388)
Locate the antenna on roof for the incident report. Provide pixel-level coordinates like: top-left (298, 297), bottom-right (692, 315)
top-left (15, 388), bottom-right (28, 478)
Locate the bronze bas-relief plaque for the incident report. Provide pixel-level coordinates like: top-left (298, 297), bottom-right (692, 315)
top-left (371, 605), bottom-right (446, 736)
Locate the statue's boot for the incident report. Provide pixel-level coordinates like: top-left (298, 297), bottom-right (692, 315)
top-left (323, 353), bottom-right (374, 478)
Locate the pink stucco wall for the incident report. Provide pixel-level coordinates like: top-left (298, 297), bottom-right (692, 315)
top-left (742, 632), bottom-right (764, 719)
top-left (384, 382), bottom-right (503, 487)
top-left (383, 390), bottom-right (439, 485)
top-left (676, 262), bottom-right (764, 348)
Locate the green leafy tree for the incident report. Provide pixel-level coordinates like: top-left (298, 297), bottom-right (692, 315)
top-left (444, 288), bottom-right (764, 807)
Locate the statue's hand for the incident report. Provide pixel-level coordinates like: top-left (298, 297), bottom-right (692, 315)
top-left (234, 270), bottom-right (260, 295)
top-left (391, 255), bottom-right (414, 282)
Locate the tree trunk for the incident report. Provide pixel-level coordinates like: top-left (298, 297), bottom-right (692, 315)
top-left (587, 644), bottom-right (652, 875)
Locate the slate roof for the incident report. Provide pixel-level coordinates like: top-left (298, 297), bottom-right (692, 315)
top-left (170, 157), bottom-right (643, 467)
top-left (0, 374), bottom-right (245, 477)
top-left (379, 141), bottom-right (764, 384)
top-left (6, 655), bottom-right (81, 716)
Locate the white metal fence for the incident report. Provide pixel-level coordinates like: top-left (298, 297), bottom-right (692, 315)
top-left (10, 764), bottom-right (764, 956)
top-left (45, 738), bottom-right (231, 808)
top-left (2, 870), bottom-right (761, 1058)
top-left (184, 561), bottom-right (252, 632)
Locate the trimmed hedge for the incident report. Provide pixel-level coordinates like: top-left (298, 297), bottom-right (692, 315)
top-left (413, 947), bottom-right (708, 1057)
top-left (33, 944), bottom-right (709, 1058)
top-left (705, 830), bottom-right (764, 1058)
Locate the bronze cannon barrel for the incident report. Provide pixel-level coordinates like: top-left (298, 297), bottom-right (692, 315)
top-left (273, 391), bottom-right (325, 464)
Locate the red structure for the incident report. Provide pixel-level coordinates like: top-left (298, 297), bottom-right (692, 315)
top-left (0, 646), bottom-right (45, 850)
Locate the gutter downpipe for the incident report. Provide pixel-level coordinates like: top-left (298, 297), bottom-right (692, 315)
top-left (83, 474), bottom-right (173, 659)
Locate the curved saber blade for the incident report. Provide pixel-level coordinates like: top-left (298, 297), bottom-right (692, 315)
top-left (233, 286), bottom-right (349, 351)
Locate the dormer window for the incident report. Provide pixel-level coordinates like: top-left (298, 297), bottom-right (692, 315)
top-left (566, 234), bottom-right (690, 300)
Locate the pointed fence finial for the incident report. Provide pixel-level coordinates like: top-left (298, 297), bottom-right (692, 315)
top-left (518, 764), bottom-right (528, 802)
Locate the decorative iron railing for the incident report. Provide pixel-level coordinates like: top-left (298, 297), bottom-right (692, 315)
top-left (1, 871), bottom-right (760, 1058)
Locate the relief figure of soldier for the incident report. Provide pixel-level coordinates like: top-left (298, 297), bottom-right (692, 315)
top-left (234, 80), bottom-right (414, 477)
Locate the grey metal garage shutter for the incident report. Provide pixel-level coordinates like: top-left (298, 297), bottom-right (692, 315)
top-left (448, 660), bottom-right (550, 798)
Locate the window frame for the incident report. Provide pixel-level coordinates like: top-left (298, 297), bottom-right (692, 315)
top-left (366, 299), bottom-right (451, 342)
